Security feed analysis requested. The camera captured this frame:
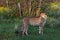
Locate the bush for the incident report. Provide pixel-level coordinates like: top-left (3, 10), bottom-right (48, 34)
top-left (43, 2), bottom-right (60, 27)
top-left (46, 17), bottom-right (60, 27)
top-left (0, 7), bottom-right (17, 23)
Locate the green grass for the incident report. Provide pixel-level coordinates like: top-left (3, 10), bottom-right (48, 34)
top-left (0, 22), bottom-right (60, 40)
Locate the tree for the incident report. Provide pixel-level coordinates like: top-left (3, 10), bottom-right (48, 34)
top-left (6, 0), bottom-right (8, 7)
top-left (17, 0), bottom-right (21, 16)
top-left (23, 0), bottom-right (28, 16)
top-left (27, 0), bottom-right (31, 16)
top-left (36, 0), bottom-right (43, 16)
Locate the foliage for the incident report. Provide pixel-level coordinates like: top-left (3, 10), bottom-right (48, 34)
top-left (0, 7), bottom-right (10, 15)
top-left (0, 7), bottom-right (17, 19)
top-left (46, 17), bottom-right (60, 27)
top-left (41, 2), bottom-right (60, 28)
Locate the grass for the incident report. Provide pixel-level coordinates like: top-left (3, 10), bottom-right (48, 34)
top-left (0, 22), bottom-right (60, 40)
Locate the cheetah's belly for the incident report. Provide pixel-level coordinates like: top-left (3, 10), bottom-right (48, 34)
top-left (29, 20), bottom-right (40, 26)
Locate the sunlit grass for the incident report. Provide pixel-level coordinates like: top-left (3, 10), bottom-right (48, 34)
top-left (0, 7), bottom-right (11, 13)
top-left (50, 2), bottom-right (60, 10)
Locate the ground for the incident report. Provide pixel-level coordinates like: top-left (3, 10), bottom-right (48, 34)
top-left (0, 22), bottom-right (60, 40)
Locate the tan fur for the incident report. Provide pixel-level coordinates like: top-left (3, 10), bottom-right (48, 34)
top-left (21, 13), bottom-right (47, 36)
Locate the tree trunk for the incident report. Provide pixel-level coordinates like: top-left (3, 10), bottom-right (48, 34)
top-left (36, 0), bottom-right (42, 16)
top-left (17, 1), bottom-right (21, 16)
top-left (6, 0), bottom-right (8, 7)
top-left (23, 0), bottom-right (28, 16)
top-left (27, 0), bottom-right (31, 16)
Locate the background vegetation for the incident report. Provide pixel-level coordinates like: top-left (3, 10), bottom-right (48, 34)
top-left (0, 0), bottom-right (60, 40)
